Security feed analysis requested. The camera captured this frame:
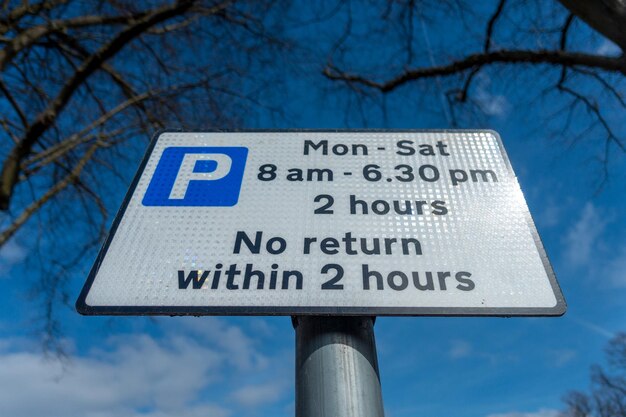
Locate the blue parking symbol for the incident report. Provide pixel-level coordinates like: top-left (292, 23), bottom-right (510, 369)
top-left (142, 147), bottom-right (248, 206)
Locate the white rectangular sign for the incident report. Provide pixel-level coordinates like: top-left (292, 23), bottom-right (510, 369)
top-left (77, 130), bottom-right (565, 316)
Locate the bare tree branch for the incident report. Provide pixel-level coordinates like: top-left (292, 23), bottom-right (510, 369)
top-left (0, 9), bottom-right (159, 71)
top-left (0, 0), bottom-right (290, 352)
top-left (0, 76), bottom-right (28, 128)
top-left (484, 0), bottom-right (507, 52)
top-left (558, 0), bottom-right (626, 52)
top-left (0, 141), bottom-right (100, 247)
top-left (560, 13), bottom-right (575, 51)
top-left (0, 0), bottom-right (213, 210)
top-left (561, 334), bottom-right (626, 417)
top-left (22, 76), bottom-right (217, 177)
top-left (51, 31), bottom-right (163, 128)
top-left (324, 49), bottom-right (626, 92)
top-left (0, 0), bottom-right (68, 35)
top-left (557, 80), bottom-right (625, 152)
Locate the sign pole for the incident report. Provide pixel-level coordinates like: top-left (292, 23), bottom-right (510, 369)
top-left (294, 316), bottom-right (385, 417)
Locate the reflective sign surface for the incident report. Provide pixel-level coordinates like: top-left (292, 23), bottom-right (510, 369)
top-left (77, 131), bottom-right (565, 316)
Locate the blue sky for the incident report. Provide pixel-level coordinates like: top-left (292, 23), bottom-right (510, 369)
top-left (0, 2), bottom-right (625, 417)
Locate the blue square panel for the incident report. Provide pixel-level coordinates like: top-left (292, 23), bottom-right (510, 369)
top-left (142, 147), bottom-right (248, 206)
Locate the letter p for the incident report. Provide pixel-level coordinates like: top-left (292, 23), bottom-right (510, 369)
top-left (143, 147), bottom-right (248, 207)
top-left (169, 153), bottom-right (232, 199)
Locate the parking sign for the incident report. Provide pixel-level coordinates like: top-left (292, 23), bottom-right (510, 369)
top-left (76, 130), bottom-right (565, 316)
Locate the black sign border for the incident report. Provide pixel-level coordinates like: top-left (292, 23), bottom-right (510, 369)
top-left (76, 129), bottom-right (566, 317)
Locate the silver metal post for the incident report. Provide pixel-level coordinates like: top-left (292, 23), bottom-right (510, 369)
top-left (293, 316), bottom-right (385, 417)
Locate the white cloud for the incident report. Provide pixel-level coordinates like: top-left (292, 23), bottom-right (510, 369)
top-left (449, 339), bottom-right (472, 359)
top-left (124, 404), bottom-right (230, 417)
top-left (561, 203), bottom-right (626, 288)
top-left (230, 382), bottom-right (286, 407)
top-left (478, 93), bottom-right (509, 116)
top-left (570, 316), bottom-right (615, 339)
top-left (596, 39), bottom-right (621, 57)
top-left (447, 339), bottom-right (520, 365)
top-left (474, 74), bottom-right (510, 117)
top-left (487, 408), bottom-right (560, 417)
top-left (563, 202), bottom-right (608, 266)
top-left (248, 318), bottom-right (275, 337)
top-left (162, 317), bottom-right (269, 371)
top-left (602, 244), bottom-right (626, 287)
top-left (537, 198), bottom-right (564, 229)
top-left (0, 334), bottom-right (226, 417)
top-left (0, 318), bottom-right (288, 417)
top-left (0, 238), bottom-right (28, 276)
top-left (547, 349), bottom-right (577, 367)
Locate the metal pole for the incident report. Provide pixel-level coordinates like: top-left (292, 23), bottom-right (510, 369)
top-left (293, 316), bottom-right (385, 417)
